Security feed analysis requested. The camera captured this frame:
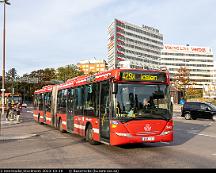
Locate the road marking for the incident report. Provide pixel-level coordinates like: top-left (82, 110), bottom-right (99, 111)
top-left (0, 134), bottom-right (38, 141)
top-left (27, 111), bottom-right (33, 113)
top-left (190, 132), bottom-right (216, 138)
top-left (175, 129), bottom-right (216, 138)
top-left (188, 130), bottom-right (200, 133)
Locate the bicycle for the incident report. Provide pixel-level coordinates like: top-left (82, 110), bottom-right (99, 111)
top-left (7, 107), bottom-right (20, 122)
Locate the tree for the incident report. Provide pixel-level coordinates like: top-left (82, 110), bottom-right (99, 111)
top-left (56, 64), bottom-right (84, 82)
top-left (6, 68), bottom-right (19, 82)
top-left (173, 67), bottom-right (195, 100)
top-left (22, 68), bottom-right (56, 83)
top-left (41, 68), bottom-right (56, 81)
top-left (8, 64), bottom-right (84, 102)
top-left (186, 88), bottom-right (202, 99)
top-left (5, 68), bottom-right (20, 94)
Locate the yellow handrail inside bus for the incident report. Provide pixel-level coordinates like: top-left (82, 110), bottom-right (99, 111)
top-left (102, 114), bottom-right (105, 126)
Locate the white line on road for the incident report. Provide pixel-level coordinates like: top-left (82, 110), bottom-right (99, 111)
top-left (26, 111), bottom-right (33, 113)
top-left (175, 128), bottom-right (216, 138)
top-left (189, 132), bottom-right (216, 138)
top-left (0, 134), bottom-right (38, 141)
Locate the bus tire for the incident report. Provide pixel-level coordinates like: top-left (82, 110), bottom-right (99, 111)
top-left (86, 124), bottom-right (98, 145)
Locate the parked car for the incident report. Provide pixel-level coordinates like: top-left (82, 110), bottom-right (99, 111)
top-left (22, 103), bottom-right (27, 108)
top-left (181, 102), bottom-right (216, 121)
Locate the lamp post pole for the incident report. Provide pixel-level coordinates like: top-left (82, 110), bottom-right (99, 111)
top-left (0, 0), bottom-right (10, 135)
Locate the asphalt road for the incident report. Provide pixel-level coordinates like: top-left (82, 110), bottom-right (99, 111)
top-left (0, 108), bottom-right (215, 169)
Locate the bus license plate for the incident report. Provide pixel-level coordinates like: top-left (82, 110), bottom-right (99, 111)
top-left (142, 137), bottom-right (155, 141)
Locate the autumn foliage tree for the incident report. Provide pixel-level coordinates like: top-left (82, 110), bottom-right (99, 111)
top-left (173, 67), bottom-right (196, 100)
top-left (56, 64), bottom-right (84, 82)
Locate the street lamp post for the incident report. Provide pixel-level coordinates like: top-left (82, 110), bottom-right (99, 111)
top-left (0, 0), bottom-right (10, 135)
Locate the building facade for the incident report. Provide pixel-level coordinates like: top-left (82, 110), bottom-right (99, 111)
top-left (161, 44), bottom-right (214, 88)
top-left (107, 19), bottom-right (163, 69)
top-left (77, 59), bottom-right (108, 75)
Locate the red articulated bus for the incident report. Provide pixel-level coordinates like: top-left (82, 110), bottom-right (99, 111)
top-left (33, 68), bottom-right (173, 146)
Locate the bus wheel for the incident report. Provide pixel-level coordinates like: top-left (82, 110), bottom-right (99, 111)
top-left (58, 118), bottom-right (65, 133)
top-left (86, 124), bottom-right (98, 145)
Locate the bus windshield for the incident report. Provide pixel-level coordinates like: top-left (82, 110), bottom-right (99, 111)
top-left (114, 84), bottom-right (172, 121)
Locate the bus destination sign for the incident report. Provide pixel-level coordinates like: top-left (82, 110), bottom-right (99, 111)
top-left (120, 71), bottom-right (167, 82)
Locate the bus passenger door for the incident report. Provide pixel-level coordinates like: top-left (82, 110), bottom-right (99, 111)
top-left (99, 81), bottom-right (110, 142)
top-left (66, 88), bottom-right (74, 133)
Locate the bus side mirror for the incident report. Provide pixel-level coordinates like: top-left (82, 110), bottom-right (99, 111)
top-left (112, 83), bottom-right (118, 94)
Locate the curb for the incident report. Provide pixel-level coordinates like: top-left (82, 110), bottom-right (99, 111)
top-left (0, 134), bottom-right (38, 141)
top-left (1, 120), bottom-right (22, 125)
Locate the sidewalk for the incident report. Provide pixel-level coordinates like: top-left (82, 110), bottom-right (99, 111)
top-left (0, 115), bottom-right (37, 141)
top-left (1, 114), bottom-right (21, 125)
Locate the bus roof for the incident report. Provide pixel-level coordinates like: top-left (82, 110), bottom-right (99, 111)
top-left (34, 85), bottom-right (55, 94)
top-left (34, 68), bottom-right (169, 93)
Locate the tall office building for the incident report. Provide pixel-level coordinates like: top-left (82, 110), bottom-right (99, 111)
top-left (161, 44), bottom-right (214, 88)
top-left (107, 19), bottom-right (163, 69)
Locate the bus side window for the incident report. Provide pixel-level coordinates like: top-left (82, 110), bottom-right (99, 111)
top-left (33, 95), bottom-right (38, 109)
top-left (39, 93), bottom-right (43, 111)
top-left (62, 89), bottom-right (67, 114)
top-left (84, 85), bottom-right (94, 116)
top-left (44, 92), bottom-right (51, 112)
top-left (84, 83), bottom-right (99, 117)
top-left (67, 88), bottom-right (74, 113)
top-left (74, 87), bottom-right (84, 115)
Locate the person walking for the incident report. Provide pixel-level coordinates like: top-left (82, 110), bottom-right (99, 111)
top-left (6, 101), bottom-right (12, 121)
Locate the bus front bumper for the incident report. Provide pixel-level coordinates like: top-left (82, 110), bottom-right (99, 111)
top-left (110, 131), bottom-right (173, 146)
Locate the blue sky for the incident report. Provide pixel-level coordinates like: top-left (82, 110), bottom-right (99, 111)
top-left (0, 0), bottom-right (216, 76)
